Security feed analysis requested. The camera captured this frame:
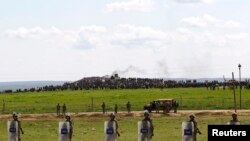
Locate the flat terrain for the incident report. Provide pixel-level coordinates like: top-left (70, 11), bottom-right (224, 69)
top-left (0, 88), bottom-right (249, 140)
top-left (1, 109), bottom-right (250, 120)
top-left (1, 88), bottom-right (250, 114)
top-left (1, 110), bottom-right (250, 141)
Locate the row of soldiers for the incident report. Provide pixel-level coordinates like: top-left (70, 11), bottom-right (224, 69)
top-left (186, 112), bottom-right (240, 141)
top-left (56, 103), bottom-right (67, 116)
top-left (56, 101), bottom-right (131, 116)
top-left (8, 111), bottom-right (240, 141)
top-left (102, 101), bottom-right (132, 114)
top-left (9, 112), bottom-right (73, 141)
top-left (8, 110), bottom-right (152, 141)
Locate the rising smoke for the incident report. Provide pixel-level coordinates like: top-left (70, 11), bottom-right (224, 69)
top-left (112, 65), bottom-right (145, 76)
top-left (157, 59), bottom-right (169, 77)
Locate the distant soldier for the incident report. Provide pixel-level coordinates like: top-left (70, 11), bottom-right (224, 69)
top-left (2, 99), bottom-right (5, 114)
top-left (173, 100), bottom-right (178, 113)
top-left (126, 101), bottom-right (131, 113)
top-left (102, 102), bottom-right (106, 114)
top-left (114, 104), bottom-right (118, 114)
top-left (56, 103), bottom-right (60, 116)
top-left (227, 112), bottom-right (240, 125)
top-left (188, 114), bottom-right (201, 141)
top-left (155, 101), bottom-right (160, 113)
top-left (163, 102), bottom-right (170, 113)
top-left (62, 104), bottom-right (67, 117)
top-left (65, 113), bottom-right (73, 141)
top-left (12, 112), bottom-right (24, 141)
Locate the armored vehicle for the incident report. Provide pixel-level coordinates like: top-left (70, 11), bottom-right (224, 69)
top-left (143, 99), bottom-right (178, 113)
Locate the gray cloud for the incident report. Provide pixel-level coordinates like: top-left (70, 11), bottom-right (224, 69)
top-left (74, 37), bottom-right (94, 50)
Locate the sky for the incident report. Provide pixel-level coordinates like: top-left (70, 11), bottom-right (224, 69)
top-left (0, 0), bottom-right (250, 82)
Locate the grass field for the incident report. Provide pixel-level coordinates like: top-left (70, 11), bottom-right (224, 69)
top-left (0, 88), bottom-right (250, 141)
top-left (1, 111), bottom-right (250, 141)
top-left (0, 88), bottom-right (250, 114)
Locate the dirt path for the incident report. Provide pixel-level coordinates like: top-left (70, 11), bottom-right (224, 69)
top-left (1, 109), bottom-right (250, 120)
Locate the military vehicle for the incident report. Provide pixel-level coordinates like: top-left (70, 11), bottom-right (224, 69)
top-left (143, 99), bottom-right (179, 113)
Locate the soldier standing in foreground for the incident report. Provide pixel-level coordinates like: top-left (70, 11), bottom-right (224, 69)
top-left (12, 112), bottom-right (24, 141)
top-left (105, 112), bottom-right (120, 141)
top-left (188, 114), bottom-right (201, 141)
top-left (65, 113), bottom-right (73, 141)
top-left (142, 110), bottom-right (154, 139)
top-left (228, 112), bottom-right (241, 125)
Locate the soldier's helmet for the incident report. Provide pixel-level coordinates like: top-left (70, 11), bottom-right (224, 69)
top-left (12, 112), bottom-right (18, 117)
top-left (65, 113), bottom-right (71, 118)
top-left (144, 110), bottom-right (149, 116)
top-left (189, 113), bottom-right (195, 118)
top-left (110, 112), bottom-right (116, 117)
top-left (66, 112), bottom-right (71, 117)
top-left (232, 112), bottom-right (237, 117)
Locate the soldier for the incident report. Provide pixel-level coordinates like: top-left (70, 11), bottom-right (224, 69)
top-left (102, 102), bottom-right (106, 114)
top-left (65, 113), bottom-right (73, 141)
top-left (163, 102), bottom-right (170, 113)
top-left (126, 101), bottom-right (131, 113)
top-left (2, 99), bottom-right (5, 114)
top-left (188, 114), bottom-right (201, 141)
top-left (228, 112), bottom-right (240, 125)
top-left (62, 104), bottom-right (67, 117)
top-left (105, 112), bottom-right (120, 141)
top-left (114, 104), bottom-right (118, 114)
top-left (173, 100), bottom-right (178, 113)
top-left (155, 101), bottom-right (160, 113)
top-left (57, 103), bottom-right (60, 116)
top-left (12, 112), bottom-right (24, 141)
top-left (142, 110), bottom-right (154, 139)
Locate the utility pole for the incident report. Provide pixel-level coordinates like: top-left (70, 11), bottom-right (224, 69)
top-left (232, 72), bottom-right (237, 113)
top-left (238, 64), bottom-right (242, 109)
top-left (91, 97), bottom-right (94, 112)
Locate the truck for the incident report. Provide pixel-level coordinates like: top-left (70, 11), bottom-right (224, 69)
top-left (143, 99), bottom-right (179, 113)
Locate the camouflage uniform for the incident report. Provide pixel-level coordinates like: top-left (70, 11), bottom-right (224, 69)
top-left (126, 101), bottom-right (131, 113)
top-left (62, 104), bottom-right (67, 116)
top-left (228, 113), bottom-right (241, 125)
top-left (57, 104), bottom-right (60, 116)
top-left (114, 104), bottom-right (118, 114)
top-left (188, 114), bottom-right (201, 141)
top-left (102, 102), bottom-right (106, 114)
top-left (12, 112), bottom-right (24, 141)
top-left (65, 113), bottom-right (73, 141)
top-left (142, 110), bottom-right (154, 139)
top-left (109, 113), bottom-right (120, 140)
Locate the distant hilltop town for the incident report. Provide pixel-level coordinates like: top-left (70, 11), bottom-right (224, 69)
top-left (1, 74), bottom-right (250, 93)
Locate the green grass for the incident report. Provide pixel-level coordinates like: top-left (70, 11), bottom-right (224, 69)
top-left (0, 88), bottom-right (249, 114)
top-left (0, 88), bottom-right (250, 141)
top-left (1, 114), bottom-right (250, 141)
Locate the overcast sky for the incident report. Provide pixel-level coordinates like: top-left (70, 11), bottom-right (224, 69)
top-left (0, 0), bottom-right (249, 82)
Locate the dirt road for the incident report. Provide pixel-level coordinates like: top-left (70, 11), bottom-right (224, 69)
top-left (1, 109), bottom-right (250, 120)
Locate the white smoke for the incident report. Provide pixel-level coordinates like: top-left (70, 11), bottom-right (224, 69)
top-left (157, 59), bottom-right (169, 77)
